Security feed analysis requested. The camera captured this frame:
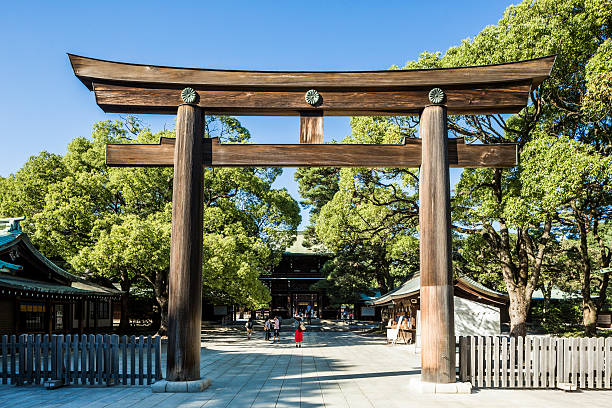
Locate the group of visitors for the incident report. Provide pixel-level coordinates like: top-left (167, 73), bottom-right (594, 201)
top-left (245, 315), bottom-right (305, 347)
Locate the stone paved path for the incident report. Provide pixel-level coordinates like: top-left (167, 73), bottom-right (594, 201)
top-left (1, 329), bottom-right (611, 407)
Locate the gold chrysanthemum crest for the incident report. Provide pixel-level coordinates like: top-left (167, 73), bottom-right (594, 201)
top-left (181, 87), bottom-right (198, 104)
top-left (428, 88), bottom-right (445, 104)
top-left (305, 89), bottom-right (321, 106)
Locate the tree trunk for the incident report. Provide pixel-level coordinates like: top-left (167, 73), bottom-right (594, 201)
top-left (540, 282), bottom-right (553, 325)
top-left (153, 269), bottom-right (169, 336)
top-left (574, 203), bottom-right (595, 336)
top-left (119, 278), bottom-right (131, 333)
top-left (507, 287), bottom-right (530, 337)
top-left (583, 299), bottom-right (598, 336)
top-left (157, 297), bottom-right (169, 336)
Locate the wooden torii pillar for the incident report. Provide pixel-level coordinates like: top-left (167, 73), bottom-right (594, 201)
top-left (69, 54), bottom-right (554, 387)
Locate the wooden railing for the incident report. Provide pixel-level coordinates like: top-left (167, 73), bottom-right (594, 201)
top-left (458, 336), bottom-right (612, 389)
top-left (0, 334), bottom-right (163, 386)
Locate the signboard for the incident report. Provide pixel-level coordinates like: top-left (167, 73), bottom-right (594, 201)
top-left (387, 316), bottom-right (403, 344)
top-left (361, 306), bottom-right (375, 317)
top-left (213, 305), bottom-right (228, 315)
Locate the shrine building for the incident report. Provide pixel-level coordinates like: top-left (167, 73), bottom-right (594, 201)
top-left (259, 232), bottom-right (332, 319)
top-left (0, 217), bottom-right (121, 335)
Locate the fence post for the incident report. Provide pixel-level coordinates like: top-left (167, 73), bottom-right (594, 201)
top-left (596, 337), bottom-right (604, 389)
top-left (138, 335), bottom-right (144, 385)
top-left (18, 334), bottom-right (26, 386)
top-left (458, 336), bottom-right (467, 382)
top-left (605, 337), bottom-right (611, 389)
top-left (64, 334), bottom-right (71, 385)
top-left (469, 336), bottom-right (476, 386)
top-left (72, 335), bottom-right (79, 385)
top-left (57, 335), bottom-right (64, 382)
top-left (26, 334), bottom-right (34, 385)
top-left (477, 336), bottom-right (484, 388)
top-left (501, 337), bottom-right (508, 388)
top-left (2, 334), bottom-right (7, 384)
top-left (492, 336), bottom-right (500, 387)
top-left (130, 335), bottom-right (136, 385)
top-left (96, 334), bottom-right (103, 385)
top-left (485, 336), bottom-right (492, 387)
top-left (112, 335), bottom-right (119, 385)
top-left (9, 335), bottom-right (16, 385)
top-left (155, 336), bottom-right (162, 381)
top-left (509, 336), bottom-right (516, 388)
top-left (580, 337), bottom-right (588, 388)
top-left (80, 334), bottom-right (87, 385)
top-left (555, 338), bottom-right (561, 385)
top-left (587, 337), bottom-right (595, 389)
top-left (34, 334), bottom-right (41, 385)
top-left (104, 335), bottom-right (111, 386)
top-left (42, 334), bottom-right (49, 382)
top-left (88, 334), bottom-right (95, 385)
top-left (147, 336), bottom-right (153, 385)
top-left (122, 335), bottom-right (128, 385)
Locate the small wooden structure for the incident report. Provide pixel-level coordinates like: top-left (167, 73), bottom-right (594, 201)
top-left (0, 218), bottom-right (121, 335)
top-left (371, 274), bottom-right (509, 345)
top-left (69, 54), bottom-right (554, 384)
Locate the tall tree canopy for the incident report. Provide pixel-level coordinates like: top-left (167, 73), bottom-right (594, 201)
top-left (0, 116), bottom-right (300, 334)
top-left (298, 0), bottom-right (612, 336)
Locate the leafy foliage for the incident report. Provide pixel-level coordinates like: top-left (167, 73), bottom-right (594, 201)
top-left (0, 116), bottom-right (300, 333)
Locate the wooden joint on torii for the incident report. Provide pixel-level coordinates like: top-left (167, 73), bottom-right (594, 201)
top-left (69, 53), bottom-right (555, 385)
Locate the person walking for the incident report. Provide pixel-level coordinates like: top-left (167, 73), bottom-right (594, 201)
top-left (264, 318), bottom-right (271, 341)
top-left (245, 317), bottom-right (254, 340)
top-left (294, 321), bottom-right (305, 347)
top-left (273, 316), bottom-right (280, 343)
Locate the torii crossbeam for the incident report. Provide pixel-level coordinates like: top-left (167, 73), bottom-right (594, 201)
top-left (70, 54), bottom-right (554, 388)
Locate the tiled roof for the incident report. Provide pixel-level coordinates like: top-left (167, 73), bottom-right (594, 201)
top-left (0, 275), bottom-right (107, 296)
top-left (0, 218), bottom-right (121, 296)
top-left (0, 259), bottom-right (23, 272)
top-left (0, 231), bottom-right (19, 248)
top-left (455, 274), bottom-right (508, 299)
top-left (369, 273), bottom-right (509, 305)
top-left (532, 286), bottom-right (578, 300)
top-left (284, 232), bottom-right (328, 255)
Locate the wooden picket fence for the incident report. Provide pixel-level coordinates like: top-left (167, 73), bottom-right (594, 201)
top-left (458, 336), bottom-right (612, 389)
top-left (0, 334), bottom-right (163, 386)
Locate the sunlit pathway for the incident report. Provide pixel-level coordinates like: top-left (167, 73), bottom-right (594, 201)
top-left (1, 329), bottom-right (611, 407)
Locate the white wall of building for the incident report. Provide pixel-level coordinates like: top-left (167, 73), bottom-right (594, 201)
top-left (415, 296), bottom-right (501, 347)
top-left (454, 296), bottom-right (500, 336)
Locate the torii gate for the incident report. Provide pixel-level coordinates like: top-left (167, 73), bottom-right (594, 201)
top-left (69, 54), bottom-right (554, 387)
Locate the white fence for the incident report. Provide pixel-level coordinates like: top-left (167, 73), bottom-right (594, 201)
top-left (458, 336), bottom-right (612, 389)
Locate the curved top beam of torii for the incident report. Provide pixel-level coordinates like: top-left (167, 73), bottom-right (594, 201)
top-left (69, 54), bottom-right (555, 116)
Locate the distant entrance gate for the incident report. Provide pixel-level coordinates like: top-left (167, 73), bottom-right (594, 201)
top-left (69, 54), bottom-right (554, 385)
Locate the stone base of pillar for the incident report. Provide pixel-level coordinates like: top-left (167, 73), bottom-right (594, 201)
top-left (407, 378), bottom-right (472, 394)
top-left (151, 378), bottom-right (211, 393)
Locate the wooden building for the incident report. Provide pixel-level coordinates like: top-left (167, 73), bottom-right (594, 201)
top-left (259, 233), bottom-right (332, 319)
top-left (370, 274), bottom-right (509, 344)
top-left (0, 217), bottom-right (121, 335)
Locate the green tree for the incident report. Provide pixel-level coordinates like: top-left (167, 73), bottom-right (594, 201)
top-left (297, 116), bottom-right (420, 301)
top-left (298, 0), bottom-right (612, 337)
top-left (428, 0), bottom-right (610, 336)
top-left (1, 116), bottom-right (300, 334)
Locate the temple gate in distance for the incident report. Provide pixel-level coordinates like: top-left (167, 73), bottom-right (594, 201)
top-left (69, 54), bottom-right (554, 385)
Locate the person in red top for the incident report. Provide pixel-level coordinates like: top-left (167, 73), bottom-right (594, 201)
top-left (294, 323), bottom-right (304, 347)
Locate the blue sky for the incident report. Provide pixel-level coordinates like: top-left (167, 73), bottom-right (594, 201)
top-left (0, 1), bottom-right (514, 228)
